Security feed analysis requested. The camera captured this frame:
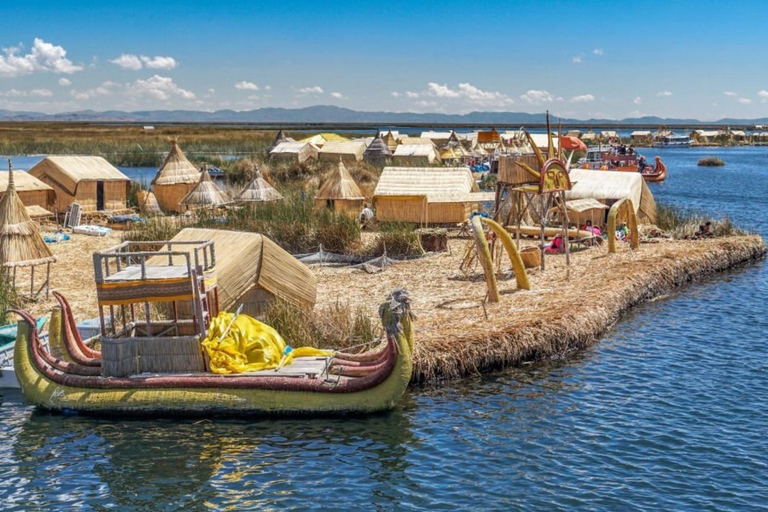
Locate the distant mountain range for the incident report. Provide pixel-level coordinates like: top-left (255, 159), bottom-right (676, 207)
top-left (0, 105), bottom-right (766, 126)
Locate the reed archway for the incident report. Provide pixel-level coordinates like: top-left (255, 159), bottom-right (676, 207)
top-left (470, 216), bottom-right (531, 303)
top-left (607, 198), bottom-right (639, 253)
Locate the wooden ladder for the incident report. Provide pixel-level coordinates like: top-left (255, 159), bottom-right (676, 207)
top-left (192, 266), bottom-right (211, 337)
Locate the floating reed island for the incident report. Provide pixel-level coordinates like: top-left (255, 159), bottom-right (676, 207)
top-left (698, 157), bottom-right (726, 167)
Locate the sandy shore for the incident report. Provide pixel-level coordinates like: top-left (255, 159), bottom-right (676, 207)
top-left (19, 230), bottom-right (766, 385)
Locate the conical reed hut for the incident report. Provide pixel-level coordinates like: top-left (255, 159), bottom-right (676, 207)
top-left (363, 135), bottom-right (393, 164)
top-left (0, 162), bottom-right (56, 298)
top-left (381, 130), bottom-right (399, 152)
top-left (137, 190), bottom-right (163, 217)
top-left (179, 168), bottom-right (230, 210)
top-left (315, 158), bottom-right (365, 215)
top-left (266, 129), bottom-right (291, 155)
top-left (152, 140), bottom-right (201, 214)
top-left (235, 168), bottom-right (283, 203)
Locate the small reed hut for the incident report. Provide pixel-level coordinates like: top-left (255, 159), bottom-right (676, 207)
top-left (266, 129), bottom-right (292, 155)
top-left (269, 141), bottom-right (319, 164)
top-left (393, 144), bottom-right (441, 166)
top-left (0, 171), bottom-right (54, 215)
top-left (563, 198), bottom-right (609, 228)
top-left (159, 228), bottom-right (317, 316)
top-left (151, 141), bottom-right (201, 214)
top-left (235, 169), bottom-right (283, 202)
top-left (0, 164), bottom-right (56, 298)
top-left (373, 167), bottom-right (493, 224)
top-left (315, 159), bottom-right (365, 215)
top-left (381, 130), bottom-right (399, 152)
top-left (179, 169), bottom-right (229, 210)
top-left (137, 190), bottom-right (163, 217)
top-left (566, 168), bottom-right (657, 224)
top-left (363, 135), bottom-right (393, 164)
top-left (28, 156), bottom-right (130, 213)
top-left (318, 140), bottom-right (367, 163)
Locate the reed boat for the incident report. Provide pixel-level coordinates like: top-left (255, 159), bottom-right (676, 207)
top-left (12, 289), bottom-right (414, 416)
top-left (641, 156), bottom-right (667, 182)
top-left (578, 146), bottom-right (667, 182)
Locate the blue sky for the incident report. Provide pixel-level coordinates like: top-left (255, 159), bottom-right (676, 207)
top-left (1, 0), bottom-right (767, 119)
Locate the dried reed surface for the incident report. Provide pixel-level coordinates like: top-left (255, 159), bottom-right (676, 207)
top-left (313, 235), bottom-right (766, 385)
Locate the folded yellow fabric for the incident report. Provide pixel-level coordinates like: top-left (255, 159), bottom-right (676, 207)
top-left (202, 311), bottom-right (332, 374)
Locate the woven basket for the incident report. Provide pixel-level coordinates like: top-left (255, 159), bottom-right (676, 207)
top-left (520, 247), bottom-right (541, 269)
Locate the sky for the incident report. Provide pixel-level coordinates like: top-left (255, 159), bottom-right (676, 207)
top-left (2, 0), bottom-right (768, 120)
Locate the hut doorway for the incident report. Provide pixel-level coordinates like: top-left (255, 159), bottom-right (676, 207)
top-left (326, 199), bottom-right (334, 209)
top-left (96, 181), bottom-right (105, 211)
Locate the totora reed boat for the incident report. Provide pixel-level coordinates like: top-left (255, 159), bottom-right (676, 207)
top-left (11, 289), bottom-right (414, 417)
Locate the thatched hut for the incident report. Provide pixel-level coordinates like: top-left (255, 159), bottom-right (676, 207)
top-left (299, 133), bottom-right (349, 147)
top-left (393, 144), bottom-right (441, 166)
top-left (268, 141), bottom-right (319, 163)
top-left (266, 129), bottom-right (293, 155)
top-left (0, 165), bottom-right (55, 297)
top-left (373, 167), bottom-right (493, 224)
top-left (137, 190), bottom-right (163, 217)
top-left (28, 156), bottom-right (130, 213)
top-left (315, 159), bottom-right (365, 214)
top-left (151, 141), bottom-right (201, 214)
top-left (179, 169), bottom-right (229, 210)
top-left (563, 198), bottom-right (610, 228)
top-left (381, 130), bottom-right (399, 152)
top-left (318, 140), bottom-right (367, 163)
top-left (0, 171), bottom-right (54, 213)
top-left (235, 169), bottom-right (283, 202)
top-left (566, 168), bottom-right (657, 224)
top-left (363, 135), bottom-right (393, 164)
top-left (158, 228), bottom-right (316, 316)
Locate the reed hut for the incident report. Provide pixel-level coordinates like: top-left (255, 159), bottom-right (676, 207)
top-left (373, 167), bottom-right (493, 224)
top-left (563, 198), bottom-right (610, 228)
top-left (179, 169), bottom-right (229, 210)
top-left (363, 135), bottom-right (393, 164)
top-left (137, 190), bottom-right (162, 217)
top-left (420, 131), bottom-right (452, 145)
top-left (0, 165), bottom-right (55, 298)
top-left (268, 141), bottom-right (319, 163)
top-left (0, 171), bottom-right (54, 213)
top-left (315, 159), bottom-right (365, 214)
top-left (299, 133), bottom-right (349, 147)
top-left (381, 130), bottom-right (399, 152)
top-left (151, 141), bottom-right (201, 214)
top-left (159, 228), bottom-right (316, 316)
top-left (318, 140), bottom-right (367, 163)
top-left (393, 144), bottom-right (441, 166)
top-left (266, 129), bottom-right (293, 155)
top-left (235, 169), bottom-right (283, 202)
top-left (566, 168), bottom-right (657, 224)
top-left (27, 156), bottom-right (130, 213)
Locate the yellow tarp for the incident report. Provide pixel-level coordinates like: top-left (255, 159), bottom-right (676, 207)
top-left (202, 311), bottom-right (332, 374)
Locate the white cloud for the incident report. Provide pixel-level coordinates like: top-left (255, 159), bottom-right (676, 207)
top-left (110, 54), bottom-right (143, 70)
top-left (569, 94), bottom-right (595, 103)
top-left (330, 92), bottom-right (344, 99)
top-left (0, 38), bottom-right (82, 77)
top-left (0, 88), bottom-right (53, 98)
top-left (247, 94), bottom-right (259, 100)
top-left (427, 82), bottom-right (460, 98)
top-left (415, 100), bottom-right (438, 108)
top-left (126, 75), bottom-right (195, 101)
top-left (737, 98), bottom-right (752, 104)
top-left (758, 90), bottom-right (768, 102)
top-left (633, 96), bottom-right (642, 105)
top-left (572, 56), bottom-right (582, 63)
top-left (70, 81), bottom-right (120, 100)
top-left (723, 91), bottom-right (737, 97)
top-left (110, 54), bottom-right (178, 70)
top-left (58, 78), bottom-right (71, 87)
top-left (264, 85), bottom-right (271, 91)
top-left (593, 49), bottom-right (604, 56)
top-left (657, 91), bottom-right (673, 97)
top-left (520, 89), bottom-right (555, 104)
top-left (390, 91), bottom-right (401, 98)
top-left (235, 81), bottom-right (259, 91)
top-left (297, 86), bottom-right (324, 94)
top-left (140, 55), bottom-right (177, 70)
top-left (457, 83), bottom-right (513, 104)
top-left (405, 91), bottom-right (420, 98)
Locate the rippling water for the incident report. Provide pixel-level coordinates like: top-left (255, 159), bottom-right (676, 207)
top-left (1, 147), bottom-right (766, 510)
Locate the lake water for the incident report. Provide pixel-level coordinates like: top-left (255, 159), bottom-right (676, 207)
top-left (1, 147), bottom-right (766, 510)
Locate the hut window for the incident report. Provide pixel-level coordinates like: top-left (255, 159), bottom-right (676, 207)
top-left (97, 181), bottom-right (105, 211)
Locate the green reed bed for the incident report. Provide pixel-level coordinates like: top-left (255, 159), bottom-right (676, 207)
top-left (656, 203), bottom-right (746, 239)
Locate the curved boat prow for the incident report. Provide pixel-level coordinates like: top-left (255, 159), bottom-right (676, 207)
top-left (12, 289), bottom-right (415, 417)
top-left (644, 156), bottom-right (667, 182)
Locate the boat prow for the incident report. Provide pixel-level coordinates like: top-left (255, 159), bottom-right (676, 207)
top-left (12, 289), bottom-right (414, 417)
top-left (642, 156), bottom-right (667, 182)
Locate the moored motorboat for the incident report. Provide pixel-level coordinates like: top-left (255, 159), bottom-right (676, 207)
top-left (12, 289), bottom-right (414, 416)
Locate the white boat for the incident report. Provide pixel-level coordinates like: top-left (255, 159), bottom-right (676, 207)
top-left (653, 134), bottom-right (691, 148)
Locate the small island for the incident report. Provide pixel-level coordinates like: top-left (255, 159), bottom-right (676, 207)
top-left (698, 157), bottom-right (726, 166)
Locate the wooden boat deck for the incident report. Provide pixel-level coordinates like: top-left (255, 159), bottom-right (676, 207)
top-left (104, 265), bottom-right (191, 282)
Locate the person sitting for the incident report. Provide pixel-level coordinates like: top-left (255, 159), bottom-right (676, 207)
top-left (694, 221), bottom-right (714, 239)
top-left (359, 205), bottom-right (374, 229)
top-left (544, 234), bottom-right (565, 254)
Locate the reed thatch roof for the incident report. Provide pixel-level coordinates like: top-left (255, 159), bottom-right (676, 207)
top-left (152, 141), bottom-right (200, 186)
top-left (566, 168), bottom-right (657, 223)
top-left (0, 171), bottom-right (54, 194)
top-left (315, 159), bottom-right (364, 201)
top-left (363, 136), bottom-right (393, 161)
top-left (374, 167), bottom-right (480, 202)
top-left (235, 169), bottom-right (283, 202)
top-left (179, 169), bottom-right (229, 207)
top-left (267, 129), bottom-right (293, 154)
top-left (157, 228), bottom-right (317, 312)
top-left (318, 140), bottom-right (367, 160)
top-left (0, 167), bottom-right (55, 267)
top-left (137, 190), bottom-right (163, 217)
top-left (27, 156), bottom-right (129, 197)
top-left (299, 133), bottom-right (350, 147)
